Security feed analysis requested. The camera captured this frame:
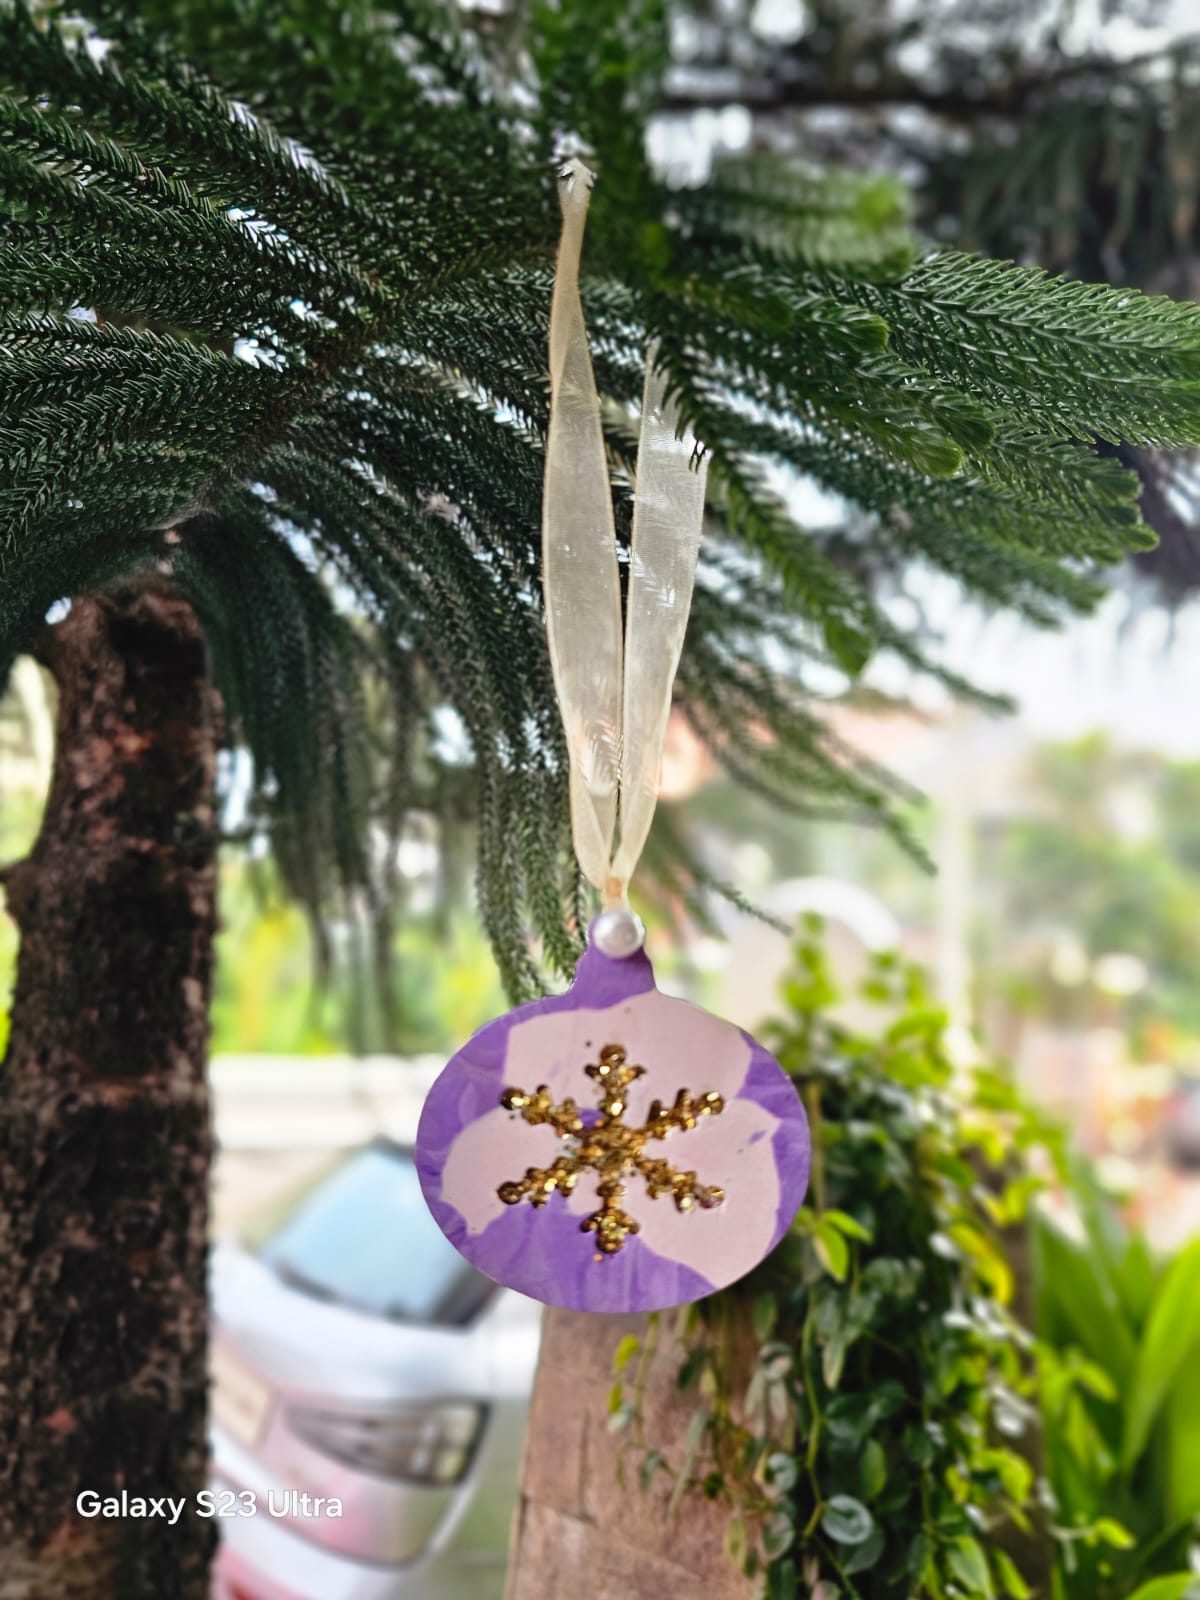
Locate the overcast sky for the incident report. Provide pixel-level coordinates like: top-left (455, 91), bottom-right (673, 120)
top-left (906, 585), bottom-right (1200, 757)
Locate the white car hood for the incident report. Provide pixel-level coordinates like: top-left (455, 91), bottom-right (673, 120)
top-left (211, 1240), bottom-right (493, 1404)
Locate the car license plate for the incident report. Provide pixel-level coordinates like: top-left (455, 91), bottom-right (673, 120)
top-left (211, 1347), bottom-right (272, 1449)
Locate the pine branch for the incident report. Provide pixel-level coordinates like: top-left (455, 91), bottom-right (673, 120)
top-left (3, 0), bottom-right (1200, 991)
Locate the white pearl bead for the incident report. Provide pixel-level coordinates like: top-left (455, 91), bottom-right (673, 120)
top-left (592, 907), bottom-right (646, 959)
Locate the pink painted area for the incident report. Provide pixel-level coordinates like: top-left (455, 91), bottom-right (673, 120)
top-left (441, 986), bottom-right (781, 1288)
top-left (442, 1106), bottom-right (559, 1237)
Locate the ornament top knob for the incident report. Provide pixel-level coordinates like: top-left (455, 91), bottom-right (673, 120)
top-left (591, 907), bottom-right (646, 959)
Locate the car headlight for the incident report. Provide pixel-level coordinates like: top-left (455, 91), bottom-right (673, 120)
top-left (286, 1400), bottom-right (486, 1486)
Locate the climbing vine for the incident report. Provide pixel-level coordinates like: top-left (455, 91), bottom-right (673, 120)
top-left (609, 927), bottom-right (1131, 1598)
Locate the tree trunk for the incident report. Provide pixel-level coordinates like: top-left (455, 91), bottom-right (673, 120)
top-left (0, 591), bottom-right (218, 1600)
top-left (505, 1309), bottom-right (753, 1600)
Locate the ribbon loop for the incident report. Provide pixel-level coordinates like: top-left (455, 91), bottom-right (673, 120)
top-left (543, 160), bottom-right (710, 908)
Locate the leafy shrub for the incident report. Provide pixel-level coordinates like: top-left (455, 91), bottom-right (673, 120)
top-left (616, 927), bottom-right (1063, 1599)
top-left (1034, 1172), bottom-right (1200, 1600)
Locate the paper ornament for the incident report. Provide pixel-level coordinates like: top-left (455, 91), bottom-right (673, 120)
top-left (416, 918), bottom-right (810, 1312)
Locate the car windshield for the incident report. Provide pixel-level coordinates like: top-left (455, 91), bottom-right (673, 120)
top-left (256, 1144), bottom-right (492, 1326)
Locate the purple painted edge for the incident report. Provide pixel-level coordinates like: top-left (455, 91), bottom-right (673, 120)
top-left (423, 1180), bottom-right (718, 1313)
top-left (743, 1029), bottom-right (812, 1246)
top-left (416, 924), bottom-right (810, 1312)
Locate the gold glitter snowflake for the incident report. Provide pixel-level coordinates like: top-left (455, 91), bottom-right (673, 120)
top-left (495, 1043), bottom-right (725, 1255)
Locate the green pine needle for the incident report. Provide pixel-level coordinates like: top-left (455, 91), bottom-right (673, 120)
top-left (3, 0), bottom-right (1200, 994)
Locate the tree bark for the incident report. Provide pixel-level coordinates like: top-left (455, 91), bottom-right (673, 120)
top-left (505, 1309), bottom-right (753, 1600)
top-left (0, 591), bottom-right (218, 1600)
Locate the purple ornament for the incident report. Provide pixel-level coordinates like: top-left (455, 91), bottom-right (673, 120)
top-left (416, 923), bottom-right (811, 1312)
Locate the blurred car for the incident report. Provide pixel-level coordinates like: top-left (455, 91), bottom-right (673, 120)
top-left (1165, 1074), bottom-right (1200, 1171)
top-left (210, 1138), bottom-right (542, 1600)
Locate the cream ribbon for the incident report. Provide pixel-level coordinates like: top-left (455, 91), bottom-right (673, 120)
top-left (544, 159), bottom-right (710, 910)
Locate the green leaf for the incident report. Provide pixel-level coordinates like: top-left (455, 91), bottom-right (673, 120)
top-left (1032, 1212), bottom-right (1137, 1389)
top-left (1073, 1356), bottom-right (1119, 1403)
top-left (767, 1556), bottom-right (799, 1600)
top-left (791, 1206), bottom-right (817, 1236)
top-left (948, 1535), bottom-right (994, 1598)
top-left (813, 1219), bottom-right (850, 1280)
top-left (825, 1383), bottom-right (907, 1447)
top-left (823, 618), bottom-right (873, 678)
top-left (987, 1447), bottom-right (1033, 1503)
top-left (1123, 1235), bottom-right (1200, 1468)
top-left (947, 1221), bottom-right (1013, 1303)
top-left (686, 1409), bottom-right (710, 1451)
top-left (607, 1403), bottom-right (635, 1433)
top-left (1125, 1579), bottom-right (1200, 1600)
top-left (902, 1423), bottom-right (934, 1467)
top-left (612, 1333), bottom-right (640, 1374)
top-left (757, 1341), bottom-right (793, 1379)
top-left (993, 1550), bottom-right (1031, 1600)
top-left (677, 1345), bottom-right (710, 1391)
top-left (668, 1411), bottom-right (711, 1518)
top-left (1114, 1228), bottom-right (1158, 1327)
top-left (606, 1385), bottom-right (635, 1432)
top-left (762, 1510), bottom-right (795, 1559)
top-left (823, 1209), bottom-right (873, 1242)
top-left (821, 1495), bottom-right (874, 1546)
top-left (1092, 1517), bottom-right (1136, 1550)
top-left (859, 1438), bottom-right (887, 1500)
top-left (822, 1327), bottom-right (849, 1390)
top-left (842, 1526), bottom-right (885, 1577)
top-left (1166, 1329), bottom-right (1200, 1521)
top-left (1069, 1163), bottom-right (1157, 1327)
top-left (724, 1511), bottom-right (748, 1572)
top-left (639, 1450), bottom-right (665, 1492)
top-left (752, 1292), bottom-right (778, 1341)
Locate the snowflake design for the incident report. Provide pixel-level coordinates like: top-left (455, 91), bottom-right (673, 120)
top-left (495, 1043), bottom-right (726, 1255)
